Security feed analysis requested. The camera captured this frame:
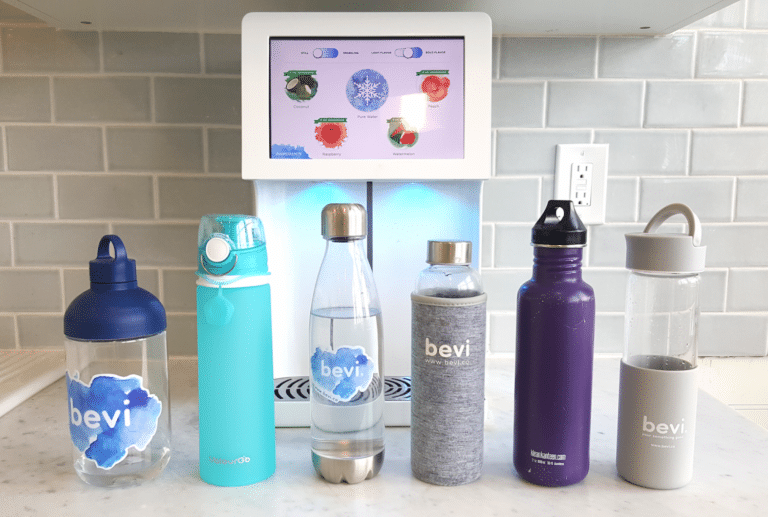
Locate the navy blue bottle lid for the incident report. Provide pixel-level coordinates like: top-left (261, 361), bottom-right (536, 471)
top-left (64, 235), bottom-right (166, 341)
top-left (532, 200), bottom-right (587, 247)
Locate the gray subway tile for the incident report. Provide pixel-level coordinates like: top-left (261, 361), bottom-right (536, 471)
top-left (0, 270), bottom-right (62, 312)
top-left (640, 178), bottom-right (734, 222)
top-left (158, 177), bottom-right (254, 220)
top-left (700, 269), bottom-right (728, 313)
top-left (17, 315), bottom-right (64, 350)
top-left (482, 224), bottom-right (493, 268)
top-left (166, 314), bottom-right (197, 356)
top-left (162, 269), bottom-right (196, 312)
top-left (155, 77), bottom-right (241, 125)
top-left (0, 175), bottom-right (54, 218)
top-left (699, 314), bottom-right (768, 356)
top-left (496, 130), bottom-right (591, 176)
top-left (494, 225), bottom-right (533, 268)
top-left (482, 178), bottom-right (540, 223)
top-left (14, 223), bottom-right (109, 267)
top-left (594, 130), bottom-right (688, 176)
top-left (489, 312), bottom-right (515, 353)
top-left (111, 223), bottom-right (199, 267)
top-left (582, 268), bottom-right (628, 313)
top-left (687, 1), bottom-right (746, 29)
top-left (58, 175), bottom-right (155, 220)
top-left (7, 127), bottom-right (103, 172)
top-left (736, 178), bottom-right (768, 221)
top-left (547, 81), bottom-right (643, 128)
top-left (0, 316), bottom-right (15, 349)
top-left (208, 128), bottom-right (241, 173)
top-left (703, 224), bottom-right (768, 267)
top-left (594, 313), bottom-right (625, 354)
top-left (728, 269), bottom-right (768, 311)
top-left (103, 32), bottom-right (200, 73)
top-left (697, 32), bottom-right (768, 78)
top-left (588, 223), bottom-right (645, 267)
top-left (64, 268), bottom-right (159, 308)
top-left (107, 127), bottom-right (203, 172)
top-left (599, 33), bottom-right (694, 79)
top-left (645, 81), bottom-right (740, 128)
top-left (0, 77), bottom-right (50, 122)
top-left (748, 0), bottom-right (768, 29)
top-left (1, 28), bottom-right (99, 72)
top-left (54, 77), bottom-right (151, 123)
top-left (204, 34), bottom-right (241, 74)
top-left (605, 178), bottom-right (638, 223)
top-left (0, 224), bottom-right (10, 266)
top-left (499, 37), bottom-right (596, 79)
top-left (491, 82), bottom-right (544, 128)
top-left (742, 81), bottom-right (768, 126)
top-left (481, 269), bottom-right (531, 311)
top-left (691, 130), bottom-right (768, 175)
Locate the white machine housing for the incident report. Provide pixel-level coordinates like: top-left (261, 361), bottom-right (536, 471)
top-left (242, 12), bottom-right (492, 425)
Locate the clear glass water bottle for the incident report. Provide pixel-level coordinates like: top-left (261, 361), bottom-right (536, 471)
top-left (64, 235), bottom-right (170, 488)
top-left (411, 241), bottom-right (487, 486)
top-left (617, 203), bottom-right (706, 489)
top-left (309, 203), bottom-right (384, 484)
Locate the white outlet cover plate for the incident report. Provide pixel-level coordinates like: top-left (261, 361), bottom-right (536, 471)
top-left (554, 144), bottom-right (609, 225)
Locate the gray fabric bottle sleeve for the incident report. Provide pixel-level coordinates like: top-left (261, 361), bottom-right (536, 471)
top-left (411, 292), bottom-right (487, 486)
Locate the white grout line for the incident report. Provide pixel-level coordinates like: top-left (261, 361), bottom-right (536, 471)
top-left (1, 126), bottom-right (8, 172)
top-left (12, 315), bottom-right (19, 350)
top-left (731, 176), bottom-right (738, 222)
top-left (149, 76), bottom-right (156, 124)
top-left (593, 36), bottom-right (600, 79)
top-left (152, 174), bottom-right (161, 220)
top-left (101, 126), bottom-right (109, 172)
top-left (98, 31), bottom-right (105, 73)
top-left (51, 174), bottom-right (60, 220)
top-left (48, 76), bottom-right (55, 123)
top-left (541, 81), bottom-right (548, 128)
top-left (202, 128), bottom-right (210, 173)
top-left (199, 33), bottom-right (206, 74)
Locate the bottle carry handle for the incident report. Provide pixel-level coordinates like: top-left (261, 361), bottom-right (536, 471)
top-left (643, 203), bottom-right (702, 247)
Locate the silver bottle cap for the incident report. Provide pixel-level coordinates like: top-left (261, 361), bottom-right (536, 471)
top-left (427, 240), bottom-right (472, 265)
top-left (321, 203), bottom-right (366, 240)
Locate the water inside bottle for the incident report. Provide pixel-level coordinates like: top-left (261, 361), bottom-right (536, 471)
top-left (309, 308), bottom-right (384, 461)
top-left (627, 354), bottom-right (696, 371)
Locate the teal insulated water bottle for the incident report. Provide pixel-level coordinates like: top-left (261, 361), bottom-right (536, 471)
top-left (197, 214), bottom-right (275, 486)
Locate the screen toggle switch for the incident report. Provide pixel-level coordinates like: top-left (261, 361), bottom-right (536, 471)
top-left (313, 48), bottom-right (339, 58)
top-left (395, 47), bottom-right (423, 58)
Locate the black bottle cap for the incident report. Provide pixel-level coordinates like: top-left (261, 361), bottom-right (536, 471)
top-left (532, 200), bottom-right (587, 247)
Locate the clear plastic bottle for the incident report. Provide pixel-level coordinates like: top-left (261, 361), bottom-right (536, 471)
top-left (64, 235), bottom-right (170, 488)
top-left (617, 203), bottom-right (706, 489)
top-left (310, 203), bottom-right (384, 484)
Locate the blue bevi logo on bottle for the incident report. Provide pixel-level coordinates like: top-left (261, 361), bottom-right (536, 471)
top-left (67, 372), bottom-right (162, 469)
top-left (310, 346), bottom-right (375, 403)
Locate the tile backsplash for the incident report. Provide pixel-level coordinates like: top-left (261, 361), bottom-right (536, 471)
top-left (1, 0), bottom-right (767, 357)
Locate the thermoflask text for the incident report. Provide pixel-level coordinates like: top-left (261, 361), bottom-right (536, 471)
top-left (64, 235), bottom-right (170, 487)
top-left (411, 241), bottom-right (486, 486)
top-left (617, 203), bottom-right (706, 490)
top-left (310, 203), bottom-right (385, 484)
top-left (513, 200), bottom-right (595, 487)
top-left (197, 214), bottom-right (275, 486)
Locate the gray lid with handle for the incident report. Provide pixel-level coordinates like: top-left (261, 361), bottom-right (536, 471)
top-left (625, 203), bottom-right (706, 274)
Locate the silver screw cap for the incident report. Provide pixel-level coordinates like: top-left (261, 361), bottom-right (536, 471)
top-left (321, 203), bottom-right (366, 240)
top-left (427, 240), bottom-right (472, 265)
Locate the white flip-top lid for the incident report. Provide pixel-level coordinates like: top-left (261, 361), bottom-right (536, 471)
top-left (625, 203), bottom-right (707, 274)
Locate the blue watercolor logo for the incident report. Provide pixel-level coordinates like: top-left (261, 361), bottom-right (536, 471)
top-left (311, 347), bottom-right (375, 403)
top-left (67, 372), bottom-right (162, 469)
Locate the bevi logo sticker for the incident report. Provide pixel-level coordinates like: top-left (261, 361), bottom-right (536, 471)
top-left (67, 372), bottom-right (162, 469)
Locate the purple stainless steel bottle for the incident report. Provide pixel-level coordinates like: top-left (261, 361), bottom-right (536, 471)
top-left (513, 200), bottom-right (595, 487)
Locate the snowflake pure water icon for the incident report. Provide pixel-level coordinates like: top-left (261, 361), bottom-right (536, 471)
top-left (346, 69), bottom-right (388, 112)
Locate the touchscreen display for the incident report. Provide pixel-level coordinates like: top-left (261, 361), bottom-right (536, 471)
top-left (269, 38), bottom-right (464, 160)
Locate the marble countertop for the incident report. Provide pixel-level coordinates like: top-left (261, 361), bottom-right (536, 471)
top-left (1, 357), bottom-right (767, 516)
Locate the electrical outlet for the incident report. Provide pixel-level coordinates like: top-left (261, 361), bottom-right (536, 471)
top-left (554, 144), bottom-right (608, 225)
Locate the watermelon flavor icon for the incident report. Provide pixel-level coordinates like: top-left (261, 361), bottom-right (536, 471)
top-left (387, 118), bottom-right (418, 148)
